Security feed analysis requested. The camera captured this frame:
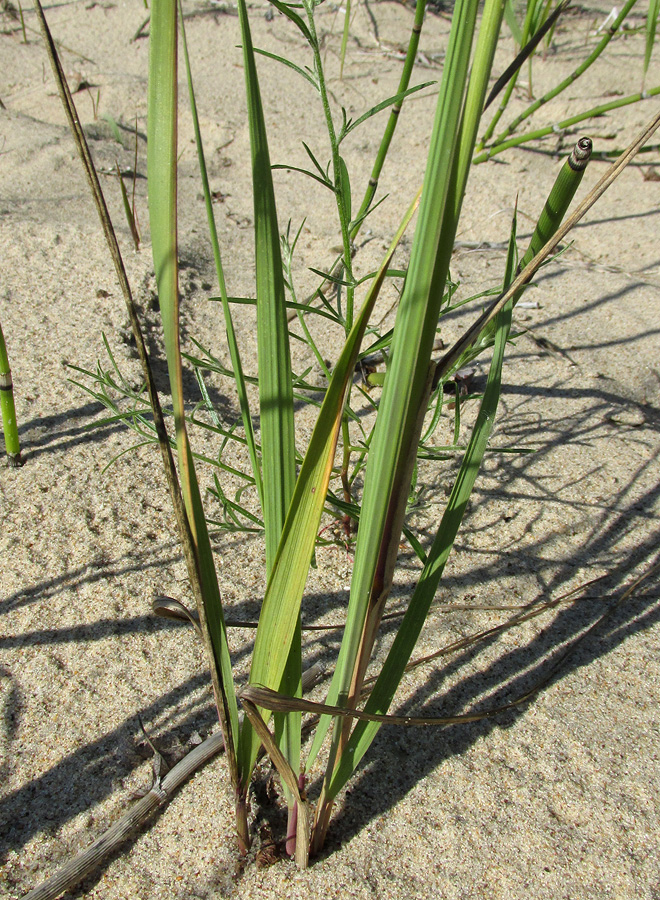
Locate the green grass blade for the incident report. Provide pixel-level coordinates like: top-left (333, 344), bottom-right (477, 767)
top-left (236, 0), bottom-right (299, 801)
top-left (328, 297), bottom-right (514, 802)
top-left (147, 0), bottom-right (240, 791)
top-left (237, 0), bottom-right (296, 574)
top-left (307, 0), bottom-right (483, 783)
top-left (236, 191), bottom-right (420, 789)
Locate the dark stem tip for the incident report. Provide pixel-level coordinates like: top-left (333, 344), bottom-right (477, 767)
top-left (569, 137), bottom-right (593, 171)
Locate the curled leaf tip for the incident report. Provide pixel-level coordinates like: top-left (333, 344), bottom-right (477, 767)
top-left (569, 137), bottom-right (593, 170)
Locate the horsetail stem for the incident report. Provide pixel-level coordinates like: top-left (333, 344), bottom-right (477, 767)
top-left (0, 320), bottom-right (21, 467)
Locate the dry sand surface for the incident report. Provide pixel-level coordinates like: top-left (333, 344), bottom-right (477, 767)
top-left (1, 1), bottom-right (660, 898)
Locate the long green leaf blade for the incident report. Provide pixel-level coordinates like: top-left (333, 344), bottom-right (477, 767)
top-left (236, 192), bottom-right (420, 787)
top-left (307, 0), bottom-right (482, 778)
top-left (328, 299), bottom-right (514, 800)
top-left (236, 0), bottom-right (299, 795)
top-left (147, 0), bottom-right (240, 785)
top-left (237, 0), bottom-right (296, 574)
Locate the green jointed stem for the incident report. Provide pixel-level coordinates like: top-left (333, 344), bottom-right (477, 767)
top-left (0, 320), bottom-right (21, 467)
top-left (463, 136), bottom-right (592, 367)
top-left (478, 0), bottom-right (541, 150)
top-left (473, 85), bottom-right (660, 163)
top-left (350, 0), bottom-right (426, 241)
top-left (520, 136), bottom-right (592, 267)
top-left (488, 0), bottom-right (639, 150)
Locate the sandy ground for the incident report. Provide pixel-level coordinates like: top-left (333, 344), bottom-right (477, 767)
top-left (1, 1), bottom-right (660, 898)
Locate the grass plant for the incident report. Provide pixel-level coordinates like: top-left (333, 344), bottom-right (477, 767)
top-left (27, 0), bottom-right (660, 890)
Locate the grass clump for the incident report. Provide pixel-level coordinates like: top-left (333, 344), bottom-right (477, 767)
top-left (25, 0), bottom-right (660, 893)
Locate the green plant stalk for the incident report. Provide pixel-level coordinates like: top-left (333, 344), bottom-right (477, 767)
top-left (309, 0), bottom-right (485, 851)
top-left (235, 0), bottom-right (300, 830)
top-left (350, 0), bottom-right (426, 241)
top-left (478, 0), bottom-right (540, 149)
top-left (645, 0), bottom-right (660, 86)
top-left (303, 0), bottom-right (355, 330)
top-left (473, 85), bottom-right (660, 162)
top-left (488, 0), bottom-right (639, 150)
top-left (339, 0), bottom-right (351, 80)
top-left (147, 0), bottom-right (243, 842)
top-left (0, 320), bottom-right (21, 467)
top-left (464, 136), bottom-right (592, 368)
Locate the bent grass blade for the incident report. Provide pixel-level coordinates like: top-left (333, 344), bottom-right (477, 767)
top-left (308, 3), bottom-right (483, 844)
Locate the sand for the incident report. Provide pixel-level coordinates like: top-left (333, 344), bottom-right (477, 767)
top-left (1, 1), bottom-right (660, 898)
